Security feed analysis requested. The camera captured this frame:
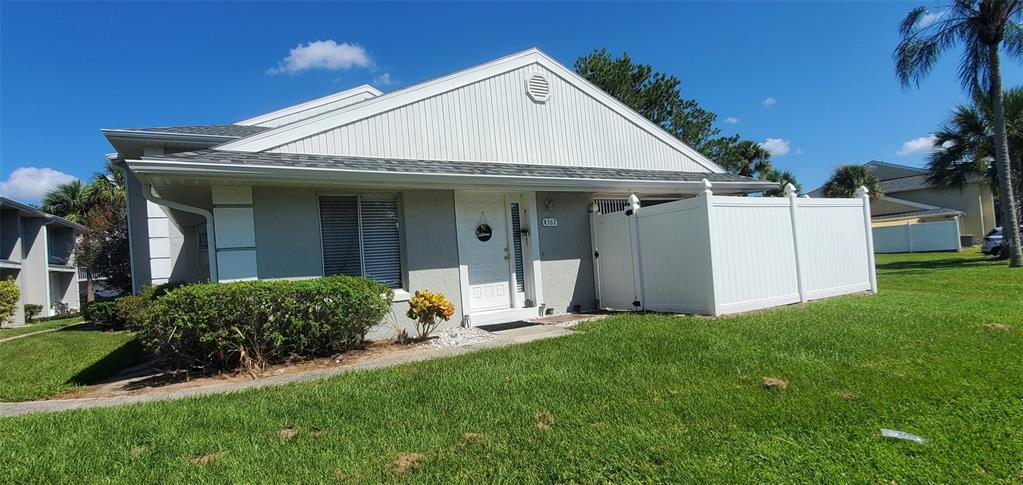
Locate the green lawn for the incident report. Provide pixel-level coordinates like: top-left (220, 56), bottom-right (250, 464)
top-left (0, 327), bottom-right (145, 401)
top-left (1, 251), bottom-right (1021, 483)
top-left (0, 316), bottom-right (84, 339)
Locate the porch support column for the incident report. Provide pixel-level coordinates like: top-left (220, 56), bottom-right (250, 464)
top-left (212, 186), bottom-right (258, 282)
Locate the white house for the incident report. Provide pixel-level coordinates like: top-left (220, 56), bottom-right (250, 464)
top-left (0, 198), bottom-right (84, 325)
top-left (104, 48), bottom-right (799, 332)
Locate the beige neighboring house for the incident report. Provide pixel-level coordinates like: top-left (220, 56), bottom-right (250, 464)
top-left (864, 161), bottom-right (996, 241)
top-left (0, 197), bottom-right (85, 325)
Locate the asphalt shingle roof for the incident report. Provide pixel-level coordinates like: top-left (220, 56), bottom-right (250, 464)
top-left (879, 174), bottom-right (932, 193)
top-left (872, 207), bottom-right (962, 221)
top-left (143, 149), bottom-right (769, 184)
top-left (112, 125), bottom-right (272, 138)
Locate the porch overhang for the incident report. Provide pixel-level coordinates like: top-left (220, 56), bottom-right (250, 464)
top-left (125, 150), bottom-right (775, 194)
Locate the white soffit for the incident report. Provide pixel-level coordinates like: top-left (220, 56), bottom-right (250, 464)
top-left (218, 48), bottom-right (724, 173)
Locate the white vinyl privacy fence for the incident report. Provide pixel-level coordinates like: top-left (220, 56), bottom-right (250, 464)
top-left (591, 182), bottom-right (877, 316)
top-left (872, 219), bottom-right (961, 253)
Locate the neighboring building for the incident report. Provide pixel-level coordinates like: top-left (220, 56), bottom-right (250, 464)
top-left (0, 198), bottom-right (85, 325)
top-left (105, 48), bottom-right (772, 333)
top-left (810, 161), bottom-right (997, 250)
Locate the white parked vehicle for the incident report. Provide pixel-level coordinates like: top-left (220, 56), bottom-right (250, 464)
top-left (981, 227), bottom-right (1003, 255)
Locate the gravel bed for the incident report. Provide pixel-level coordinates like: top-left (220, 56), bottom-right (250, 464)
top-left (426, 326), bottom-right (496, 348)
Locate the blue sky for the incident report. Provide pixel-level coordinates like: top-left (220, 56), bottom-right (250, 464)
top-left (2, 1), bottom-right (1022, 203)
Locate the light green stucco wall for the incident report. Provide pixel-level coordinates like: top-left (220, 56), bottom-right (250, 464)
top-left (895, 182), bottom-right (995, 237)
top-left (536, 191), bottom-right (596, 313)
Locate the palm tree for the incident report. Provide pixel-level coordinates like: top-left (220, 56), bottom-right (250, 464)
top-left (83, 161), bottom-right (126, 207)
top-left (726, 140), bottom-right (774, 178)
top-left (763, 169), bottom-right (803, 197)
top-left (895, 0), bottom-right (1023, 266)
top-left (823, 165), bottom-right (883, 199)
top-left (40, 180), bottom-right (89, 222)
top-left (927, 88), bottom-right (1023, 206)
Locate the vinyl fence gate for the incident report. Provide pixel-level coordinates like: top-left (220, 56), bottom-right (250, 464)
top-left (591, 183), bottom-right (878, 316)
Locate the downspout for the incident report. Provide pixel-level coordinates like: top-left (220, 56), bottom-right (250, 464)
top-left (140, 184), bottom-right (219, 283)
top-left (113, 163), bottom-right (139, 293)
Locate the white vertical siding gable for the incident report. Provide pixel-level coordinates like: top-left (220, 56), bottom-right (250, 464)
top-left (219, 49), bottom-right (724, 173)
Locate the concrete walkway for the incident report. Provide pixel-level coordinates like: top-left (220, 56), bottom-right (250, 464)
top-left (0, 323), bottom-right (573, 417)
top-left (0, 322), bottom-right (88, 344)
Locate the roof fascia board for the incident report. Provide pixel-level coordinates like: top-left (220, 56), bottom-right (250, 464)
top-left (218, 48), bottom-right (724, 173)
top-left (126, 158), bottom-right (770, 192)
top-left (866, 160), bottom-right (926, 173)
top-left (0, 198), bottom-right (86, 230)
top-left (102, 129), bottom-right (237, 144)
top-left (879, 195), bottom-right (944, 211)
top-left (234, 84), bottom-right (383, 126)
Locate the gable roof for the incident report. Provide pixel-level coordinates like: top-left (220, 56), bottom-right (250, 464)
top-left (864, 160), bottom-right (925, 178)
top-left (129, 149), bottom-right (769, 192)
top-left (879, 174), bottom-right (932, 193)
top-left (217, 48), bottom-right (724, 173)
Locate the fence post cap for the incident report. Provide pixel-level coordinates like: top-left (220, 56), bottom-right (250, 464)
top-left (855, 186), bottom-right (870, 198)
top-left (699, 179), bottom-right (714, 196)
top-left (783, 183), bottom-right (797, 197)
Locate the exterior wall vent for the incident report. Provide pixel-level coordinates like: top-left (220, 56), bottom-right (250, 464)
top-left (525, 74), bottom-right (551, 103)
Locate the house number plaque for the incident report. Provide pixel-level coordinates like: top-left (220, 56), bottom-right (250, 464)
top-left (541, 217), bottom-right (558, 227)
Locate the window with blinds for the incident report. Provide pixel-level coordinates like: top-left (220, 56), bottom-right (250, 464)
top-left (319, 194), bottom-right (402, 288)
top-left (510, 202), bottom-right (526, 293)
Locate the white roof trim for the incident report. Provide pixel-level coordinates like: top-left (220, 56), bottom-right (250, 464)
top-left (219, 48), bottom-right (725, 174)
top-left (865, 160), bottom-right (925, 174)
top-left (234, 84), bottom-right (382, 127)
top-left (126, 157), bottom-right (766, 192)
top-left (879, 195), bottom-right (944, 211)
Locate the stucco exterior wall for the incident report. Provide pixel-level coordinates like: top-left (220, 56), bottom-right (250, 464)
top-left (19, 218), bottom-right (48, 316)
top-left (391, 190), bottom-right (463, 335)
top-left (536, 191), bottom-right (596, 313)
top-left (246, 187), bottom-right (462, 339)
top-left (253, 187), bottom-right (323, 280)
top-left (894, 182), bottom-right (995, 237)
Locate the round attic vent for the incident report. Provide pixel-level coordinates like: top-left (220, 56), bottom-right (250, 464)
top-left (525, 74), bottom-right (551, 103)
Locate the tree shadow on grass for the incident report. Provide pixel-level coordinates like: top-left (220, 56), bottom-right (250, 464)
top-left (876, 256), bottom-right (996, 271)
top-left (65, 339), bottom-right (148, 386)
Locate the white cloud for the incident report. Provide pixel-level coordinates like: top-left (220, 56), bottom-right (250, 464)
top-left (918, 10), bottom-right (945, 28)
top-left (268, 40), bottom-right (373, 75)
top-left (897, 134), bottom-right (939, 156)
top-left (761, 97), bottom-right (777, 107)
top-left (725, 117), bottom-right (739, 124)
top-left (0, 166), bottom-right (77, 203)
top-left (373, 72), bottom-right (394, 86)
top-left (759, 138), bottom-right (791, 156)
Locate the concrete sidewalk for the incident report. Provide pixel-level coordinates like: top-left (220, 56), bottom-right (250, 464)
top-left (0, 323), bottom-right (573, 417)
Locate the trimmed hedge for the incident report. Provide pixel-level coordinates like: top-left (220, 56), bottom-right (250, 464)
top-left (138, 276), bottom-right (393, 372)
top-left (83, 301), bottom-right (118, 327)
top-left (0, 278), bottom-right (18, 324)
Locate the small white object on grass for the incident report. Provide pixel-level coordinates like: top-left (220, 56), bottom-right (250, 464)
top-left (881, 428), bottom-right (926, 444)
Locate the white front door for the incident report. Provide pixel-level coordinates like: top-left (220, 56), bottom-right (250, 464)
top-left (460, 193), bottom-right (512, 312)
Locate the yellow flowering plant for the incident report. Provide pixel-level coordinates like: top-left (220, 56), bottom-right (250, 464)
top-left (405, 290), bottom-right (455, 340)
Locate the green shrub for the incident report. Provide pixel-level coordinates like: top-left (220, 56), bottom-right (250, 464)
top-left (108, 281), bottom-right (188, 330)
top-left (139, 276), bottom-right (393, 372)
top-left (83, 301), bottom-right (119, 327)
top-left (0, 278), bottom-right (18, 324)
top-left (24, 304), bottom-right (43, 323)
